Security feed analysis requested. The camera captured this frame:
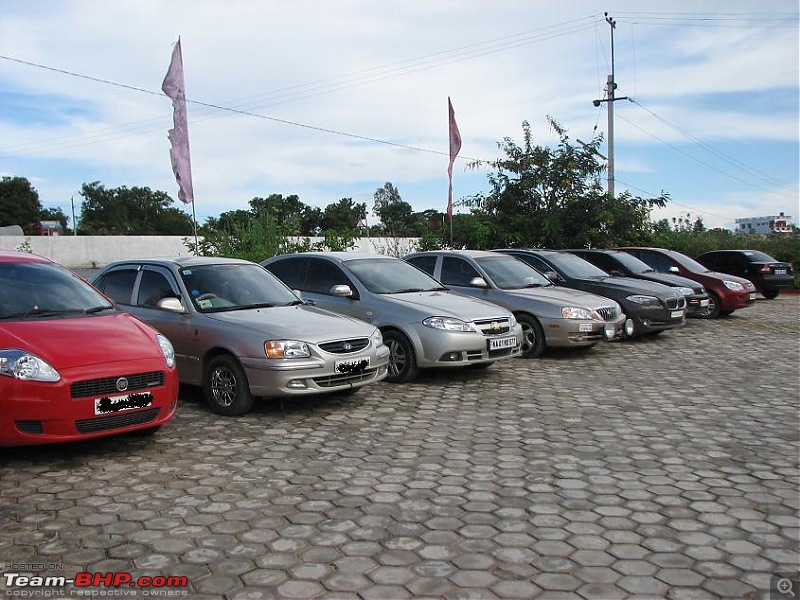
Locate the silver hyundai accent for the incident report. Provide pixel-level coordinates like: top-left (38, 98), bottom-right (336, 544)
top-left (262, 252), bottom-right (523, 382)
top-left (91, 257), bottom-right (389, 416)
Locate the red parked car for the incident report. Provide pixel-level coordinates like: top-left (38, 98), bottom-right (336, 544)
top-left (0, 251), bottom-right (178, 447)
top-left (617, 247), bottom-right (756, 319)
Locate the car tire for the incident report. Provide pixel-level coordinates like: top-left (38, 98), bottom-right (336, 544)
top-left (383, 330), bottom-right (419, 383)
top-left (517, 314), bottom-right (546, 358)
top-left (704, 291), bottom-right (722, 319)
top-left (204, 354), bottom-right (255, 416)
top-left (762, 289), bottom-right (779, 300)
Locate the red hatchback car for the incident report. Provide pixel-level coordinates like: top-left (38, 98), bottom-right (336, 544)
top-left (0, 251), bottom-right (179, 447)
top-left (617, 247), bottom-right (756, 318)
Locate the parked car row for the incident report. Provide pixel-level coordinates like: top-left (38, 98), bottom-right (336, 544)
top-left (1, 245), bottom-right (787, 447)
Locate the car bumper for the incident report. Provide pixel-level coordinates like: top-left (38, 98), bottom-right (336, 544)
top-left (0, 359), bottom-right (178, 447)
top-left (540, 313), bottom-right (626, 347)
top-left (241, 346), bottom-right (390, 397)
top-left (411, 323), bottom-right (523, 367)
top-left (624, 305), bottom-right (686, 335)
top-left (686, 294), bottom-right (710, 317)
top-left (718, 289), bottom-right (756, 311)
top-left (757, 274), bottom-right (794, 290)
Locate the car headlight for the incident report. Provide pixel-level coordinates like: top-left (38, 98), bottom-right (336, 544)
top-left (626, 295), bottom-right (660, 306)
top-left (265, 340), bottom-right (311, 358)
top-left (561, 306), bottom-right (594, 320)
top-left (723, 280), bottom-right (745, 291)
top-left (156, 334), bottom-right (176, 369)
top-left (0, 349), bottom-right (61, 382)
top-left (676, 287), bottom-right (694, 297)
top-left (371, 329), bottom-right (384, 347)
top-left (422, 317), bottom-right (475, 332)
top-left (508, 313), bottom-right (517, 328)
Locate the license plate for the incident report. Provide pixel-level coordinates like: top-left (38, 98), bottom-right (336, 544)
top-left (488, 336), bottom-right (516, 351)
top-left (775, 269), bottom-right (786, 275)
top-left (671, 311), bottom-right (684, 319)
top-left (95, 392), bottom-right (153, 415)
top-left (749, 293), bottom-right (756, 300)
top-left (579, 323), bottom-right (593, 332)
top-left (335, 357), bottom-right (370, 374)
top-left (700, 300), bottom-right (709, 307)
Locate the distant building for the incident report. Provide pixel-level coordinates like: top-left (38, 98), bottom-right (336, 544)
top-left (40, 221), bottom-right (64, 236)
top-left (735, 212), bottom-right (794, 235)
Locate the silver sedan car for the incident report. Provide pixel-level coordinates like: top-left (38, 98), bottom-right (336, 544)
top-left (405, 250), bottom-right (626, 357)
top-left (90, 257), bottom-right (389, 416)
top-left (261, 253), bottom-right (523, 382)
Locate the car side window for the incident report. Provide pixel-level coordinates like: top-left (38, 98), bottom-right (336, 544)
top-left (407, 255), bottom-right (437, 277)
top-left (136, 269), bottom-right (179, 309)
top-left (305, 258), bottom-right (351, 295)
top-left (94, 269), bottom-right (138, 305)
top-left (516, 254), bottom-right (550, 274)
top-left (265, 258), bottom-right (306, 290)
top-left (588, 253), bottom-right (615, 273)
top-left (441, 257), bottom-right (480, 286)
top-left (639, 251), bottom-right (673, 273)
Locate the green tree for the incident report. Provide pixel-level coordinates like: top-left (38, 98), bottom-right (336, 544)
top-left (78, 182), bottom-right (194, 235)
top-left (321, 198), bottom-right (365, 232)
top-left (0, 176), bottom-right (44, 230)
top-left (373, 182), bottom-right (416, 236)
top-left (467, 119), bottom-right (667, 249)
top-left (40, 207), bottom-right (69, 230)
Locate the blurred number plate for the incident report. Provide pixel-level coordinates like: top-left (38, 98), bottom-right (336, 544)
top-left (335, 357), bottom-right (369, 374)
top-left (95, 393), bottom-right (153, 415)
top-left (671, 310), bottom-right (684, 319)
top-left (775, 269), bottom-right (786, 275)
top-left (749, 293), bottom-right (756, 300)
top-left (579, 324), bottom-right (593, 332)
top-left (488, 336), bottom-right (516, 351)
top-left (700, 299), bottom-right (709, 307)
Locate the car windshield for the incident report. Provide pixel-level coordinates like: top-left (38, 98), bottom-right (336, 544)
top-left (608, 252), bottom-right (655, 274)
top-left (179, 263), bottom-right (300, 312)
top-left (475, 256), bottom-right (552, 289)
top-left (0, 261), bottom-right (114, 320)
top-left (548, 253), bottom-right (610, 279)
top-left (345, 258), bottom-right (446, 294)
top-left (741, 250), bottom-right (777, 262)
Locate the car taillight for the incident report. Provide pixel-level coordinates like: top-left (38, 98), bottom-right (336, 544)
top-left (760, 265), bottom-right (771, 273)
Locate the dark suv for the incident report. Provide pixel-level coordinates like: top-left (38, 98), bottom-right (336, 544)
top-left (617, 247), bottom-right (756, 318)
top-left (497, 249), bottom-right (687, 337)
top-left (567, 249), bottom-right (710, 317)
top-left (695, 250), bottom-right (793, 299)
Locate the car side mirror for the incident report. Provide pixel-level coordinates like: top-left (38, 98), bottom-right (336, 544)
top-left (545, 271), bottom-right (560, 283)
top-left (330, 284), bottom-right (354, 298)
top-left (469, 276), bottom-right (488, 288)
top-left (669, 266), bottom-right (679, 274)
top-left (157, 297), bottom-right (186, 313)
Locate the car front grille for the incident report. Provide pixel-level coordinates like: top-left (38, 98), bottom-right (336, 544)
top-left (472, 317), bottom-right (512, 336)
top-left (596, 306), bottom-right (618, 321)
top-left (313, 369), bottom-right (378, 388)
top-left (665, 296), bottom-right (687, 310)
top-left (318, 338), bottom-right (370, 354)
top-left (70, 371), bottom-right (165, 399)
top-left (75, 408), bottom-right (160, 433)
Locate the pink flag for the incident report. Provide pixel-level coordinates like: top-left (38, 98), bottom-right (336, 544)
top-left (447, 97), bottom-right (462, 220)
top-left (162, 38), bottom-right (194, 204)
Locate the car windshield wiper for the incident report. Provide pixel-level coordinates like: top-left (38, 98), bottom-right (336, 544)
top-left (392, 288), bottom-right (426, 293)
top-left (84, 305), bottom-right (114, 314)
top-left (230, 302), bottom-right (274, 311)
top-left (0, 308), bottom-right (87, 320)
top-left (284, 300), bottom-right (304, 306)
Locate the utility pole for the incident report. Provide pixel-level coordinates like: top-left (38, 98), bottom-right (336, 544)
top-left (71, 195), bottom-right (77, 236)
top-left (593, 13), bottom-right (627, 199)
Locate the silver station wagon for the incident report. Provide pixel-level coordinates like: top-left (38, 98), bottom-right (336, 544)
top-left (262, 252), bottom-right (523, 382)
top-left (405, 250), bottom-right (626, 357)
top-left (91, 257), bottom-right (389, 416)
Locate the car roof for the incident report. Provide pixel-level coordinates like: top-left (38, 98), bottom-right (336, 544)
top-left (565, 248), bottom-right (623, 255)
top-left (0, 250), bottom-right (52, 264)
top-left (408, 250), bottom-right (499, 259)
top-left (103, 256), bottom-right (257, 269)
top-left (268, 252), bottom-right (398, 263)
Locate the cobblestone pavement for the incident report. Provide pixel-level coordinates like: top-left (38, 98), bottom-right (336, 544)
top-left (1, 297), bottom-right (798, 599)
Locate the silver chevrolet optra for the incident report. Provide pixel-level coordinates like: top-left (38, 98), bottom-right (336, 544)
top-left (262, 252), bottom-right (523, 382)
top-left (91, 257), bottom-right (389, 416)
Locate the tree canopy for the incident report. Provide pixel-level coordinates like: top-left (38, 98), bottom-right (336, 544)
top-left (0, 176), bottom-right (45, 231)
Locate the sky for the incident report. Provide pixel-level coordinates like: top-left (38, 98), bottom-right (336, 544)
top-left (0, 1), bottom-right (797, 232)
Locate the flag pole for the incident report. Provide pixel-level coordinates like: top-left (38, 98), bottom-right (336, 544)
top-left (447, 97), bottom-right (461, 250)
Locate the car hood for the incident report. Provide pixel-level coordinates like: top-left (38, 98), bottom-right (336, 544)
top-left (204, 305), bottom-right (375, 342)
top-left (575, 276), bottom-right (677, 299)
top-left (504, 286), bottom-right (617, 309)
top-left (634, 271), bottom-right (704, 291)
top-left (383, 291), bottom-right (509, 320)
top-left (0, 312), bottom-right (161, 370)
top-left (702, 271), bottom-right (754, 286)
